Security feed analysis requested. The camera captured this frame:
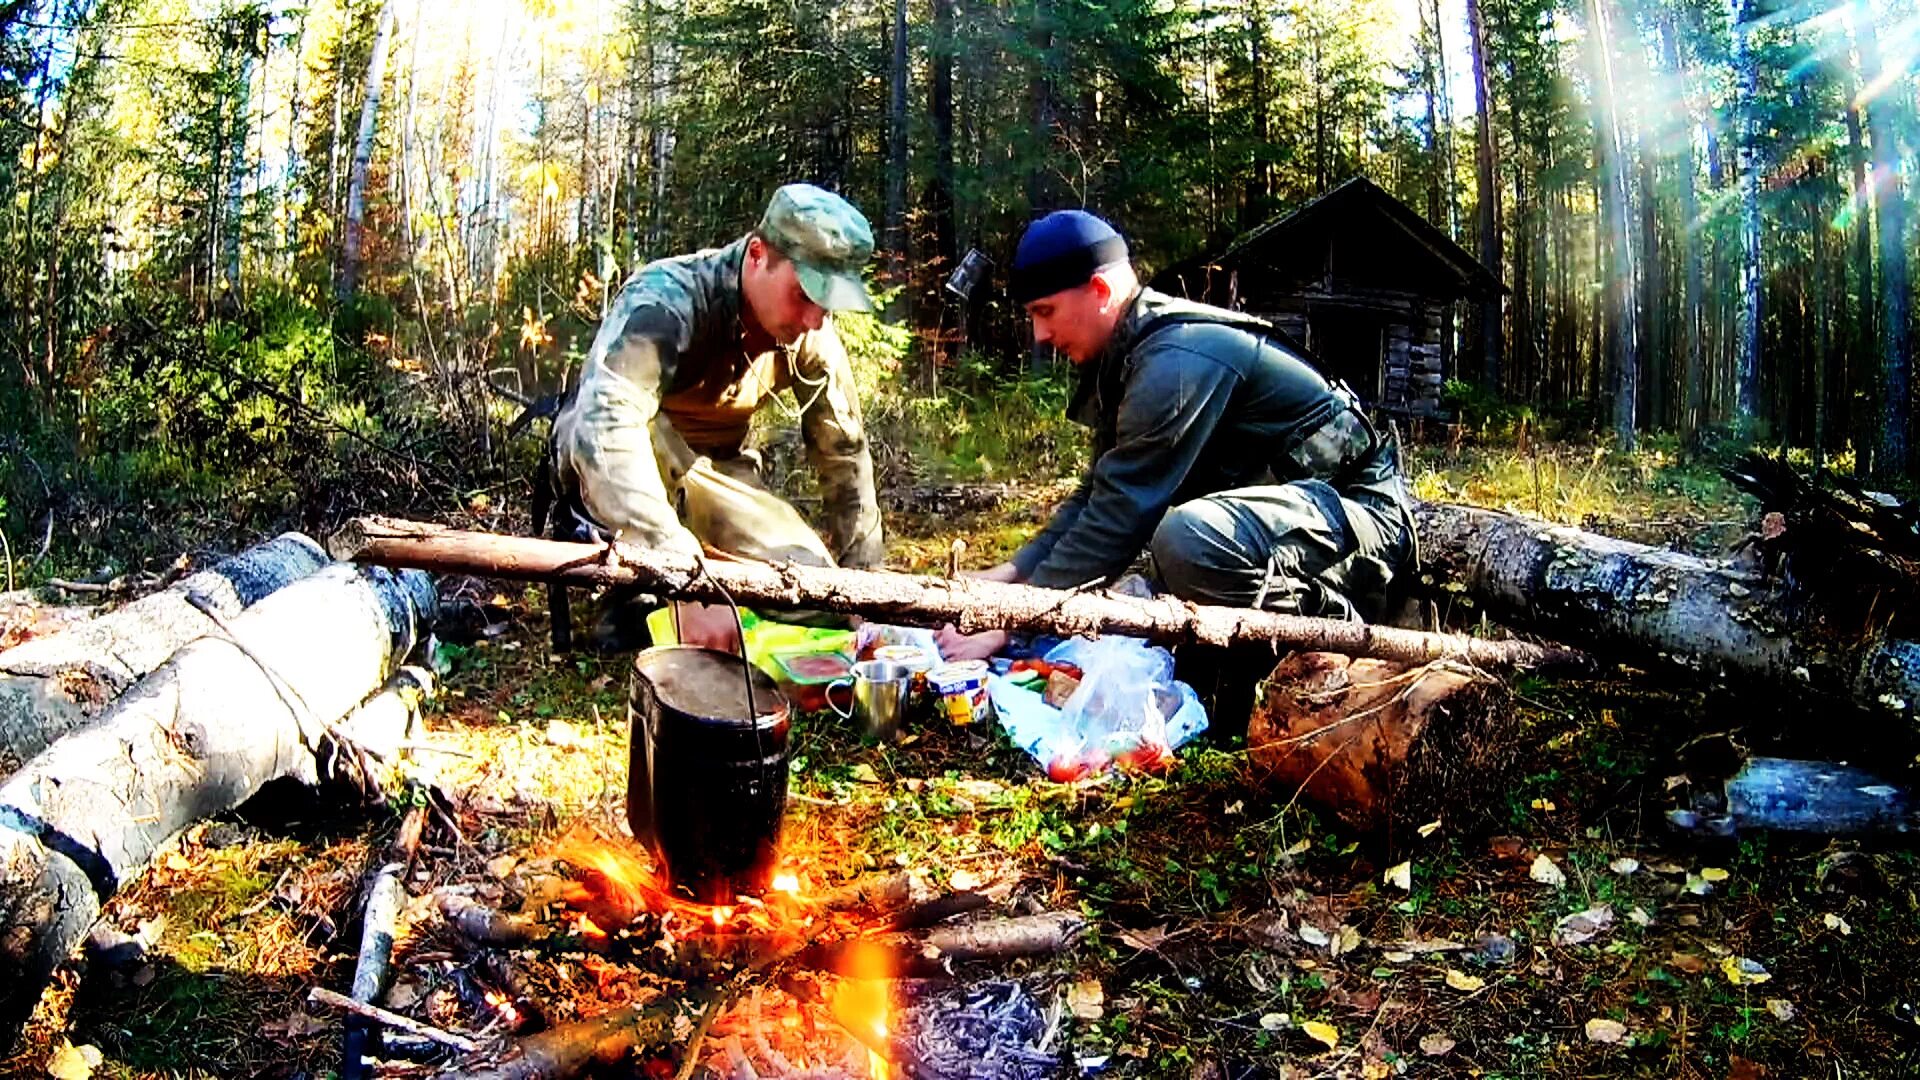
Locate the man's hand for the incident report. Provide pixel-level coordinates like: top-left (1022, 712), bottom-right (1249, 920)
top-left (965, 562), bottom-right (1023, 584)
top-left (935, 625), bottom-right (1009, 661)
top-left (674, 601), bottom-right (743, 653)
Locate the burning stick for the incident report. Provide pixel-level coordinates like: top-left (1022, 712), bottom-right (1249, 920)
top-left (437, 890), bottom-right (549, 947)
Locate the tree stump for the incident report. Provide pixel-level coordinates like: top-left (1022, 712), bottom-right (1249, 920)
top-left (1248, 652), bottom-right (1519, 847)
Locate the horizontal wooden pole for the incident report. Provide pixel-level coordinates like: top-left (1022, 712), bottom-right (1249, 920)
top-left (331, 516), bottom-right (1588, 672)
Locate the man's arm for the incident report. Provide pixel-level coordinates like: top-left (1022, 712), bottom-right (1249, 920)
top-left (796, 324), bottom-right (885, 568)
top-left (1026, 347), bottom-right (1240, 589)
top-left (557, 302), bottom-right (704, 557)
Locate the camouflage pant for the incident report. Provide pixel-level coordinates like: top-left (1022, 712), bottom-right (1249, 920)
top-left (1148, 479), bottom-right (1412, 622)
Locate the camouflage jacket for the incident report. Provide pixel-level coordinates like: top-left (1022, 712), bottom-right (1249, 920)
top-left (551, 238), bottom-right (884, 567)
top-left (1011, 287), bottom-right (1406, 589)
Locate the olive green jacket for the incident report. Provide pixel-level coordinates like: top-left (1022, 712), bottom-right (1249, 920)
top-left (552, 238), bottom-right (884, 567)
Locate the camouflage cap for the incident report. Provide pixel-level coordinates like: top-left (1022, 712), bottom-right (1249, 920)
top-left (758, 184), bottom-right (876, 313)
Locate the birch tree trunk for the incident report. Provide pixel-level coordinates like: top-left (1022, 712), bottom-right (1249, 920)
top-left (338, 0), bottom-right (396, 301)
top-left (0, 534), bottom-right (328, 772)
top-left (0, 564), bottom-right (436, 1046)
top-left (1663, 16), bottom-right (1705, 436)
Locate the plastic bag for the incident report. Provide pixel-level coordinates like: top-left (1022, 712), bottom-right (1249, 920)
top-left (985, 636), bottom-right (1207, 781)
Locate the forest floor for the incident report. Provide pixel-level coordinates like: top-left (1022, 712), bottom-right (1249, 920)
top-left (11, 437), bottom-right (1920, 1080)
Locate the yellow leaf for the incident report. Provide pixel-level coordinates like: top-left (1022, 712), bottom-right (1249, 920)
top-left (1584, 1017), bottom-right (1628, 1043)
top-left (1384, 861), bottom-right (1412, 891)
top-left (1282, 837), bottom-right (1312, 857)
top-left (1823, 913), bottom-right (1852, 936)
top-left (1444, 969), bottom-right (1485, 992)
top-left (46, 1041), bottom-right (102, 1080)
top-left (1301, 1019), bottom-right (1340, 1050)
top-left (848, 763), bottom-right (881, 784)
top-left (1067, 978), bottom-right (1104, 1020)
top-left (1700, 867), bottom-right (1730, 883)
top-left (1362, 1060), bottom-right (1392, 1079)
top-left (1721, 955), bottom-right (1772, 986)
top-left (1417, 819), bottom-right (1442, 838)
top-left (1529, 854), bottom-right (1567, 887)
top-left (1531, 797), bottom-right (1557, 812)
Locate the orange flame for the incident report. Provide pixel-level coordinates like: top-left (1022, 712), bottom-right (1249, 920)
top-left (830, 939), bottom-right (894, 1079)
top-left (550, 828), bottom-right (805, 936)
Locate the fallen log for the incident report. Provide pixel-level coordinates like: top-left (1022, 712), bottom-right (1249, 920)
top-left (1413, 501), bottom-right (1920, 721)
top-left (0, 532), bottom-right (330, 771)
top-left (331, 516), bottom-right (1586, 672)
top-left (1248, 653), bottom-right (1519, 846)
top-left (0, 562), bottom-right (437, 1045)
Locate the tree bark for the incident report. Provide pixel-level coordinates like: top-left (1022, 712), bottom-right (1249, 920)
top-left (885, 0), bottom-right (908, 317)
top-left (1589, 0), bottom-right (1638, 448)
top-left (0, 533), bottom-right (329, 772)
top-left (338, 0), bottom-right (396, 301)
top-left (1858, 8), bottom-right (1912, 476)
top-left (1662, 15), bottom-right (1704, 436)
top-left (1412, 502), bottom-right (1920, 721)
top-left (1467, 0), bottom-right (1504, 390)
top-left (1732, 0), bottom-right (1764, 425)
top-left (0, 564), bottom-right (436, 1044)
top-left (329, 516), bottom-right (1587, 671)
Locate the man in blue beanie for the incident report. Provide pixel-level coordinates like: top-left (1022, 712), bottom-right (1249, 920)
top-left (936, 209), bottom-right (1413, 661)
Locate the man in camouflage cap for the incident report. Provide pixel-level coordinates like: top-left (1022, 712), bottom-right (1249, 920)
top-left (551, 183), bottom-right (884, 652)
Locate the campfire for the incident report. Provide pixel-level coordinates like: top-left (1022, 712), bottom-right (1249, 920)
top-left (323, 820), bottom-right (1080, 1079)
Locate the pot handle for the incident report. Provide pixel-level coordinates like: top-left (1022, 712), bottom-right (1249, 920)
top-left (825, 677), bottom-right (856, 720)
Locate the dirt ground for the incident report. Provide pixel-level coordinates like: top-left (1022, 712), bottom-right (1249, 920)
top-left (9, 456), bottom-right (1920, 1079)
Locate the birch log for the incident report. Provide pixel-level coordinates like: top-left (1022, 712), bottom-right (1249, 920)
top-left (330, 516), bottom-right (1585, 671)
top-left (1413, 502), bottom-right (1920, 719)
top-left (0, 533), bottom-right (329, 771)
top-left (0, 563), bottom-right (436, 1044)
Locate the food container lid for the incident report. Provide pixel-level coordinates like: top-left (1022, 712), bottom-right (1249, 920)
top-left (928, 659), bottom-right (990, 690)
top-left (770, 649), bottom-right (854, 685)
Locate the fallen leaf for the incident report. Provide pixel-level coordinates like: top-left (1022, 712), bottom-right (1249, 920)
top-left (1418, 820), bottom-right (1443, 838)
top-left (1627, 906), bottom-right (1653, 927)
top-left (1301, 1020), bottom-right (1339, 1050)
top-left (1068, 978), bottom-right (1105, 1020)
top-left (1668, 952), bottom-right (1708, 974)
top-left (485, 854), bottom-right (518, 880)
top-left (849, 763), bottom-right (882, 784)
top-left (1531, 797), bottom-right (1557, 812)
top-left (1361, 1060), bottom-right (1392, 1079)
top-left (1701, 867), bottom-right (1730, 883)
top-left (1529, 854), bottom-right (1567, 887)
top-left (1488, 835), bottom-right (1529, 861)
top-left (1721, 955), bottom-right (1772, 986)
top-left (1766, 998), bottom-right (1796, 1021)
top-left (1224, 799), bottom-right (1245, 815)
top-left (1727, 1054), bottom-right (1769, 1080)
top-left (1664, 774), bottom-right (1691, 791)
top-left (45, 1041), bottom-right (103, 1080)
top-left (1419, 1032), bottom-right (1456, 1056)
top-left (1282, 838), bottom-right (1312, 857)
top-left (1117, 925), bottom-right (1171, 952)
top-left (1585, 1017), bottom-right (1628, 1044)
top-left (1444, 969), bottom-right (1485, 992)
top-left (1684, 873), bottom-right (1714, 895)
top-left (949, 868), bottom-right (985, 891)
top-left (1823, 913), bottom-right (1852, 936)
top-left (1383, 950), bottom-right (1414, 963)
top-left (1298, 925), bottom-right (1330, 947)
top-left (1332, 925), bottom-right (1362, 957)
top-left (1649, 861), bottom-right (1688, 875)
top-left (1259, 1012), bottom-right (1291, 1032)
top-left (1610, 857), bottom-right (1641, 875)
top-left (1384, 861), bottom-right (1412, 891)
top-left (1553, 905), bottom-right (1616, 947)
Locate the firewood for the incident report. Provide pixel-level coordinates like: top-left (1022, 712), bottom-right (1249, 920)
top-left (0, 532), bottom-right (330, 771)
top-left (0, 564), bottom-right (437, 1046)
top-left (330, 516), bottom-right (1588, 672)
top-left (344, 805), bottom-right (432, 1080)
top-left (1248, 653), bottom-right (1518, 845)
top-left (308, 986), bottom-right (478, 1052)
top-left (437, 890), bottom-right (549, 947)
top-left (443, 999), bottom-right (679, 1080)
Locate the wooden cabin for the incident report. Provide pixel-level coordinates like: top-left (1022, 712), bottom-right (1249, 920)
top-left (1151, 176), bottom-right (1504, 418)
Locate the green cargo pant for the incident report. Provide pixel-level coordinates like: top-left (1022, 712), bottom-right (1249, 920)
top-left (1148, 479), bottom-right (1411, 622)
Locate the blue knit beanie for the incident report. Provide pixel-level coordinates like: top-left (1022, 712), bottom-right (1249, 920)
top-left (1009, 210), bottom-right (1129, 303)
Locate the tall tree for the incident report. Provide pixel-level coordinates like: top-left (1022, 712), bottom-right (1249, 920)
top-left (1857, 5), bottom-right (1911, 475)
top-left (884, 0), bottom-right (907, 315)
top-left (1730, 0), bottom-right (1763, 424)
top-left (1467, 0), bottom-right (1504, 390)
top-left (1589, 0), bottom-right (1637, 447)
top-left (339, 0), bottom-right (396, 300)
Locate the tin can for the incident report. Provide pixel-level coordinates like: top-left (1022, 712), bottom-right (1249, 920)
top-left (873, 645), bottom-right (935, 721)
top-left (928, 660), bottom-right (992, 727)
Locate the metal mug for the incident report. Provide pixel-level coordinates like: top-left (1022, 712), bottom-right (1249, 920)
top-left (828, 659), bottom-right (912, 741)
